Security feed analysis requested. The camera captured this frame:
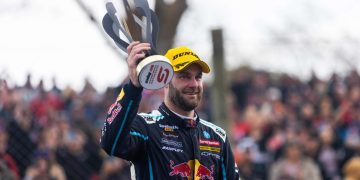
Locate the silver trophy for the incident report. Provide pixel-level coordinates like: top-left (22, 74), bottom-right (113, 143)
top-left (102, 0), bottom-right (173, 90)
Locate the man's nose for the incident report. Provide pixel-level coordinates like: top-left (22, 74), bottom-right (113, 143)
top-left (188, 77), bottom-right (199, 87)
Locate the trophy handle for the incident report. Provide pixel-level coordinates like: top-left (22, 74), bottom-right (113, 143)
top-left (103, 0), bottom-right (159, 55)
top-left (102, 13), bottom-right (129, 52)
top-left (149, 10), bottom-right (159, 53)
top-left (123, 0), bottom-right (143, 42)
top-left (127, 0), bottom-right (159, 54)
top-left (105, 2), bottom-right (134, 42)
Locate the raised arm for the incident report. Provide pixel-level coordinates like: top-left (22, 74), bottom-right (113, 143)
top-left (100, 42), bottom-right (152, 161)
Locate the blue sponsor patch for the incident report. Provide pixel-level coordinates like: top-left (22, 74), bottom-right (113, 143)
top-left (203, 131), bottom-right (210, 139)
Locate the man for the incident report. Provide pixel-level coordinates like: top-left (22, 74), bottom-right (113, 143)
top-left (101, 42), bottom-right (240, 179)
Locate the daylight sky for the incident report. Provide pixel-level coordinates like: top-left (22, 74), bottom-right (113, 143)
top-left (1, 0), bottom-right (360, 92)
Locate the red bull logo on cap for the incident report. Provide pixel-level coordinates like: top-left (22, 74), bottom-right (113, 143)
top-left (169, 159), bottom-right (214, 180)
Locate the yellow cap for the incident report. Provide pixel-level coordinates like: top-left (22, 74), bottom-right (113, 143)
top-left (164, 46), bottom-right (210, 73)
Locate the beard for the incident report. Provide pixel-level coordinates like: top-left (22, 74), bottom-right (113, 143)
top-left (168, 83), bottom-right (202, 111)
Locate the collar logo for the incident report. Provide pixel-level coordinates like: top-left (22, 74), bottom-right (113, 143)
top-left (203, 131), bottom-right (210, 139)
top-left (186, 119), bottom-right (197, 128)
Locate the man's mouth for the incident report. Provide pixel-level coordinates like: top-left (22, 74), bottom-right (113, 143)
top-left (183, 92), bottom-right (199, 97)
top-left (183, 88), bottom-right (199, 95)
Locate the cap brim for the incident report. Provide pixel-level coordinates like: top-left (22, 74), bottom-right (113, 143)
top-left (194, 60), bottom-right (210, 73)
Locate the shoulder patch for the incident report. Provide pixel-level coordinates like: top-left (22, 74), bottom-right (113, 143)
top-left (138, 110), bottom-right (164, 124)
top-left (116, 89), bottom-right (125, 101)
top-left (199, 119), bottom-right (227, 142)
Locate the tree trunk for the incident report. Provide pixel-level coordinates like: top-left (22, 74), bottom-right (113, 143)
top-left (211, 29), bottom-right (229, 131)
top-left (155, 0), bottom-right (187, 54)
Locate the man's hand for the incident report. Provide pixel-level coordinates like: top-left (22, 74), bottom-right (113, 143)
top-left (127, 41), bottom-right (151, 87)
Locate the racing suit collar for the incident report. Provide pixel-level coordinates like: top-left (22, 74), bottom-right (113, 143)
top-left (158, 103), bottom-right (199, 128)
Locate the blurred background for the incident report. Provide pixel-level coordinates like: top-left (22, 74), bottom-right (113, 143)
top-left (1, 0), bottom-right (359, 179)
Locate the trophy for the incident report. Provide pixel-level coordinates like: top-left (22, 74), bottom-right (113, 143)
top-left (102, 0), bottom-right (173, 90)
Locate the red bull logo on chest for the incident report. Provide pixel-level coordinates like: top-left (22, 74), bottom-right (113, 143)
top-left (196, 164), bottom-right (214, 180)
top-left (169, 159), bottom-right (214, 180)
top-left (169, 160), bottom-right (192, 178)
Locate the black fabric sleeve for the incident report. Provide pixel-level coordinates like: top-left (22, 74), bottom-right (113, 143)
top-left (221, 137), bottom-right (240, 180)
top-left (100, 81), bottom-right (148, 161)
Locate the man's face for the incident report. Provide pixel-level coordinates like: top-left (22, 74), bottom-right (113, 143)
top-left (167, 64), bottom-right (203, 111)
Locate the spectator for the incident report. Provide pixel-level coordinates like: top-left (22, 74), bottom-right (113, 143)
top-left (99, 157), bottom-right (131, 180)
top-left (6, 103), bottom-right (37, 177)
top-left (343, 156), bottom-right (360, 180)
top-left (270, 141), bottom-right (322, 180)
top-left (318, 125), bottom-right (341, 180)
top-left (24, 150), bottom-right (66, 180)
top-left (56, 128), bottom-right (94, 180)
top-left (0, 127), bottom-right (20, 180)
top-left (236, 137), bottom-right (267, 180)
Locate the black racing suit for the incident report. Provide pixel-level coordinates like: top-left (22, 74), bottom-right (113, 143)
top-left (100, 81), bottom-right (240, 180)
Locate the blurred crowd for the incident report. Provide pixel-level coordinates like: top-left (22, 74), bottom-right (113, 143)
top-left (229, 67), bottom-right (360, 180)
top-left (0, 68), bottom-right (359, 180)
top-left (0, 75), bottom-right (130, 180)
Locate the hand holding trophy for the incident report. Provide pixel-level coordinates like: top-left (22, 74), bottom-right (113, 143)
top-left (102, 0), bottom-right (173, 90)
